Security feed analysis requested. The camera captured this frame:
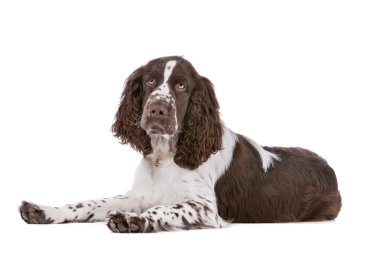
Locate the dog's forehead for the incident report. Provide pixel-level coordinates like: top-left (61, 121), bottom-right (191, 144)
top-left (145, 60), bottom-right (165, 74)
top-left (145, 58), bottom-right (187, 76)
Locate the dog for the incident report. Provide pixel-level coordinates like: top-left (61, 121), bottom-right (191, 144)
top-left (19, 56), bottom-right (341, 232)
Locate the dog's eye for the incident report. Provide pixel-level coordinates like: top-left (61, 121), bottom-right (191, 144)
top-left (175, 82), bottom-right (186, 91)
top-left (146, 79), bottom-right (156, 87)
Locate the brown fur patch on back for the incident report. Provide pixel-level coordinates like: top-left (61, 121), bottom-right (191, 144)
top-left (215, 135), bottom-right (341, 222)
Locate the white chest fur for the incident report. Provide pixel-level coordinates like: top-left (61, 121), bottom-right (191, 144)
top-left (131, 158), bottom-right (198, 207)
top-left (128, 128), bottom-right (238, 211)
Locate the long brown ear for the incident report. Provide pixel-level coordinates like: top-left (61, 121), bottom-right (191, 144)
top-left (112, 67), bottom-right (152, 155)
top-left (174, 76), bottom-right (223, 169)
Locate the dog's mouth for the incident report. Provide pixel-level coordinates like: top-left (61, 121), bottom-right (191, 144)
top-left (148, 124), bottom-right (166, 135)
top-left (141, 116), bottom-right (177, 137)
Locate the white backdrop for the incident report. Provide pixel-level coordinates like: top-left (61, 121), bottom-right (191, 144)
top-left (1, 0), bottom-right (379, 252)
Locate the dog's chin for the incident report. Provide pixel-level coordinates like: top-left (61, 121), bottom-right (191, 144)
top-left (145, 125), bottom-right (175, 140)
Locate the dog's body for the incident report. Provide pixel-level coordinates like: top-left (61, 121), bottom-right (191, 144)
top-left (20, 56), bottom-right (341, 232)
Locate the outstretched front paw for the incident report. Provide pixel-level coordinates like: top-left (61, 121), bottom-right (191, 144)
top-left (19, 201), bottom-right (53, 224)
top-left (106, 210), bottom-right (152, 233)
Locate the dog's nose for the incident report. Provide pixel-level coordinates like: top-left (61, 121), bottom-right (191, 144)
top-left (148, 101), bottom-right (170, 119)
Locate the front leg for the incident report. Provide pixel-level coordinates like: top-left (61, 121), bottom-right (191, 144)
top-left (19, 195), bottom-right (137, 224)
top-left (106, 200), bottom-right (227, 233)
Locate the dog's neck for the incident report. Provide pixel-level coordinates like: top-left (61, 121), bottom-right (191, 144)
top-left (146, 134), bottom-right (176, 168)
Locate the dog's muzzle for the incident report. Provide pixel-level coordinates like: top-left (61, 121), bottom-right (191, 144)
top-left (141, 99), bottom-right (177, 136)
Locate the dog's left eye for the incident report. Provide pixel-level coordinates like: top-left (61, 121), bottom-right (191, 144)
top-left (146, 79), bottom-right (156, 87)
top-left (175, 82), bottom-right (186, 90)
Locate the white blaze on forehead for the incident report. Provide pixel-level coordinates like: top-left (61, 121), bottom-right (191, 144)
top-left (150, 60), bottom-right (177, 102)
top-left (163, 60), bottom-right (177, 85)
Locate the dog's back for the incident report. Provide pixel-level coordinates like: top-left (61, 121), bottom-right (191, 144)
top-left (215, 135), bottom-right (341, 222)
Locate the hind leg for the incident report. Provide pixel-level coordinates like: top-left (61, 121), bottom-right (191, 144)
top-left (301, 190), bottom-right (342, 221)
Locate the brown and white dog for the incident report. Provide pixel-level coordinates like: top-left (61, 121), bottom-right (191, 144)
top-left (19, 56), bottom-right (341, 232)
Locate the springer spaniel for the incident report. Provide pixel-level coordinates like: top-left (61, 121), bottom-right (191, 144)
top-left (19, 56), bottom-right (341, 232)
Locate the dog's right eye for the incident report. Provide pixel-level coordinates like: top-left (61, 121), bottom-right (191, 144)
top-left (146, 79), bottom-right (156, 87)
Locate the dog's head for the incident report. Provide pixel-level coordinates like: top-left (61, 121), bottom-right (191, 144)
top-left (112, 56), bottom-right (223, 169)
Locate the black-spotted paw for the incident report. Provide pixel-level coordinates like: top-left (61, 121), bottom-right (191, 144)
top-left (106, 210), bottom-right (150, 233)
top-left (19, 201), bottom-right (53, 224)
